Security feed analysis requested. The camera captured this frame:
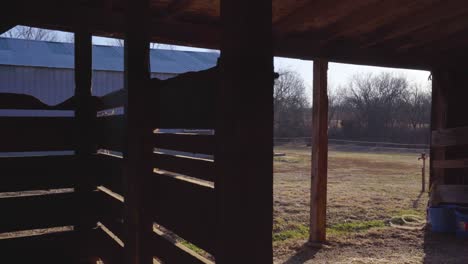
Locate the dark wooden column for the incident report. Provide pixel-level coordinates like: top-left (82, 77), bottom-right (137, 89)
top-left (216, 0), bottom-right (273, 263)
top-left (123, 0), bottom-right (152, 263)
top-left (309, 59), bottom-right (328, 243)
top-left (430, 69), bottom-right (448, 187)
top-left (74, 29), bottom-right (97, 256)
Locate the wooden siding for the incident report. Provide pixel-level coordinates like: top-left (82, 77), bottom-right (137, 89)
top-left (0, 65), bottom-right (175, 105)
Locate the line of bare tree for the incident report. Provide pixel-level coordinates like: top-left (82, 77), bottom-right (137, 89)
top-left (274, 70), bottom-right (431, 144)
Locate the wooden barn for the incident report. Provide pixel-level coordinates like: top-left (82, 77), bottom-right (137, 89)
top-left (0, 37), bottom-right (218, 105)
top-left (1, 0), bottom-right (468, 263)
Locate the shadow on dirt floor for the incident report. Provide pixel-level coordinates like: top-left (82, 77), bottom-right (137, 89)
top-left (423, 229), bottom-right (468, 264)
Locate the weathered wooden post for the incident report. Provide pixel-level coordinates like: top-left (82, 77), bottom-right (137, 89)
top-left (430, 70), bottom-right (448, 188)
top-left (74, 28), bottom-right (97, 258)
top-left (217, 0), bottom-right (273, 262)
top-left (123, 0), bottom-right (153, 263)
top-left (419, 152), bottom-right (427, 192)
top-left (309, 59), bottom-right (328, 244)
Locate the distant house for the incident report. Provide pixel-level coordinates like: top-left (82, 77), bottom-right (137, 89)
top-left (0, 37), bottom-right (218, 105)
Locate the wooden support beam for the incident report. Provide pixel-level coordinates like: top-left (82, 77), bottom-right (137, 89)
top-left (74, 28), bottom-right (98, 258)
top-left (123, 0), bottom-right (153, 263)
top-left (74, 30), bottom-right (96, 222)
top-left (216, 0), bottom-right (273, 262)
top-left (430, 69), bottom-right (449, 187)
top-left (309, 59), bottom-right (328, 243)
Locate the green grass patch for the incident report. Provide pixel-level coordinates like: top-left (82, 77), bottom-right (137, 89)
top-left (394, 209), bottom-right (425, 217)
top-left (328, 220), bottom-right (386, 234)
top-left (272, 224), bottom-right (309, 242)
top-left (180, 240), bottom-right (209, 257)
top-left (274, 156), bottom-right (304, 163)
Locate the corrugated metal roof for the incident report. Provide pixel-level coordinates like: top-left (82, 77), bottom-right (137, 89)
top-left (0, 37), bottom-right (218, 74)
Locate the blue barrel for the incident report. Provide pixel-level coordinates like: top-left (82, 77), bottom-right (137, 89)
top-left (428, 205), bottom-right (457, 232)
top-left (455, 209), bottom-right (468, 238)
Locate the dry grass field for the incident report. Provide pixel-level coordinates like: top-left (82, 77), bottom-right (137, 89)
top-left (273, 145), bottom-right (468, 264)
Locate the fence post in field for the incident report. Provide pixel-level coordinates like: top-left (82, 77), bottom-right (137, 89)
top-left (419, 153), bottom-right (427, 192)
top-left (309, 59), bottom-right (329, 244)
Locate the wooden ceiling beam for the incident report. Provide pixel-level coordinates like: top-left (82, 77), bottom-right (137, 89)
top-left (12, 3), bottom-right (220, 49)
top-left (273, 0), bottom-right (376, 37)
top-left (396, 14), bottom-right (468, 52)
top-left (317, 0), bottom-right (438, 46)
top-left (362, 0), bottom-right (468, 48)
top-left (276, 35), bottom-right (434, 70)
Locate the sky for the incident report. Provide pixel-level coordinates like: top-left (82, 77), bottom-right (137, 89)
top-left (1, 26), bottom-right (432, 99)
top-left (94, 36), bottom-right (432, 98)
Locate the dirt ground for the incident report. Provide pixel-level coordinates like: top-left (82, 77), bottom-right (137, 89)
top-left (273, 145), bottom-right (468, 264)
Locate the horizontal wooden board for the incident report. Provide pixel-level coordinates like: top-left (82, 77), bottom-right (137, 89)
top-left (0, 228), bottom-right (125, 264)
top-left (432, 126), bottom-right (468, 147)
top-left (99, 217), bottom-right (124, 245)
top-left (0, 116), bottom-right (74, 152)
top-left (145, 173), bottom-right (216, 253)
top-left (97, 115), bottom-right (124, 152)
top-left (94, 154), bottom-right (124, 195)
top-left (153, 153), bottom-right (215, 182)
top-left (433, 159), bottom-right (468, 169)
top-left (150, 70), bottom-right (216, 129)
top-left (96, 188), bottom-right (124, 220)
top-left (153, 133), bottom-right (215, 155)
top-left (0, 230), bottom-right (87, 263)
top-left (150, 229), bottom-right (213, 264)
top-left (0, 155), bottom-right (77, 192)
top-left (93, 227), bottom-right (125, 264)
top-left (0, 192), bottom-right (82, 233)
top-left (0, 93), bottom-right (74, 110)
top-left (97, 89), bottom-right (125, 111)
top-left (152, 114), bottom-right (214, 130)
top-left (434, 184), bottom-right (468, 205)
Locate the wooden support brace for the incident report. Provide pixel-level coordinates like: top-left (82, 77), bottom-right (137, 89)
top-left (309, 59), bottom-right (328, 243)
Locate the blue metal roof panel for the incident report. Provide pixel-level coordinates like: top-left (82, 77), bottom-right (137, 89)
top-left (0, 38), bottom-right (218, 73)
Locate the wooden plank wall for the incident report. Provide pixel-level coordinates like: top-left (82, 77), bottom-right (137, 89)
top-left (0, 29), bottom-right (127, 263)
top-left (431, 68), bottom-right (468, 188)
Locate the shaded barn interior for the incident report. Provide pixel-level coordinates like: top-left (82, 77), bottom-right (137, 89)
top-left (1, 0), bottom-right (468, 263)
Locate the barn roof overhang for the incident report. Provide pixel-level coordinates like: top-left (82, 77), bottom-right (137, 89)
top-left (3, 0), bottom-right (468, 71)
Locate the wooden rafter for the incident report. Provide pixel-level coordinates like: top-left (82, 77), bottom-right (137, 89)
top-left (396, 13), bottom-right (468, 52)
top-left (273, 0), bottom-right (375, 36)
top-left (362, 0), bottom-right (468, 48)
top-left (316, 0), bottom-right (438, 46)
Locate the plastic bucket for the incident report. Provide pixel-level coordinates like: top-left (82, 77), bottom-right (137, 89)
top-left (428, 205), bottom-right (457, 232)
top-left (455, 209), bottom-right (468, 238)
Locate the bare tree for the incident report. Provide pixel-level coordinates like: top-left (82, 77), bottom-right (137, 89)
top-left (328, 85), bottom-right (345, 128)
top-left (1, 26), bottom-right (58, 41)
top-left (403, 84), bottom-right (431, 129)
top-left (345, 72), bottom-right (408, 137)
top-left (274, 70), bottom-right (310, 138)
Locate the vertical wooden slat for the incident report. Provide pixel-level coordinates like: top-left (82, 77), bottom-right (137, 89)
top-left (74, 29), bottom-right (98, 256)
top-left (123, 0), bottom-right (152, 263)
top-left (309, 59), bottom-right (328, 243)
top-left (217, 0), bottom-right (273, 262)
top-left (430, 69), bottom-right (448, 187)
